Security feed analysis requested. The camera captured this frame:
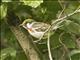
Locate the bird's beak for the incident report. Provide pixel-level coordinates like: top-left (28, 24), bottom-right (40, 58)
top-left (19, 24), bottom-right (23, 27)
top-left (19, 23), bottom-right (28, 30)
top-left (19, 22), bottom-right (25, 27)
top-left (19, 20), bottom-right (28, 27)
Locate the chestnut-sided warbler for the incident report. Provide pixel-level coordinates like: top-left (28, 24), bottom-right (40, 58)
top-left (20, 19), bottom-right (51, 39)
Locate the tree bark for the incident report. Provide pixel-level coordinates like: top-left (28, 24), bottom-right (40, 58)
top-left (9, 26), bottom-right (42, 60)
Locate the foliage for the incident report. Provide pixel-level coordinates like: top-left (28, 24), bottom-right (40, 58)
top-left (1, 0), bottom-right (80, 60)
top-left (1, 47), bottom-right (16, 60)
top-left (0, 3), bottom-right (7, 19)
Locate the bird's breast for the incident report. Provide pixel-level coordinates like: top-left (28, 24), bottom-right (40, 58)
top-left (28, 30), bottom-right (44, 38)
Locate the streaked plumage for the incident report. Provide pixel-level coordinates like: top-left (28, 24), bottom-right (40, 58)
top-left (21, 20), bottom-right (50, 39)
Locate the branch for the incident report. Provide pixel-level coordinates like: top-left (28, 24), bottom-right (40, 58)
top-left (9, 26), bottom-right (42, 60)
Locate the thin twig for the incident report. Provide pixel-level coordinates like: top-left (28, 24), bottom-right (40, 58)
top-left (59, 32), bottom-right (67, 58)
top-left (59, 32), bottom-right (68, 53)
top-left (58, 0), bottom-right (66, 18)
top-left (51, 6), bottom-right (80, 25)
top-left (57, 7), bottom-right (65, 19)
top-left (58, 0), bottom-right (64, 9)
top-left (47, 30), bottom-right (53, 60)
top-left (59, 48), bottom-right (65, 60)
top-left (59, 32), bottom-right (72, 60)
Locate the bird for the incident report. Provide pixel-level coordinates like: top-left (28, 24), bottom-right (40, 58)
top-left (20, 19), bottom-right (51, 39)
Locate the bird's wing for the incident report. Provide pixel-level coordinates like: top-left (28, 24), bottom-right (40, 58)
top-left (32, 22), bottom-right (50, 32)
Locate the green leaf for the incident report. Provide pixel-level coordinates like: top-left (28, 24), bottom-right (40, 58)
top-left (0, 3), bottom-right (7, 19)
top-left (51, 48), bottom-right (66, 60)
top-left (2, 0), bottom-right (11, 2)
top-left (61, 20), bottom-right (80, 34)
top-left (43, 1), bottom-right (61, 20)
top-left (61, 33), bottom-right (76, 48)
top-left (1, 47), bottom-right (16, 60)
top-left (50, 32), bottom-right (61, 49)
top-left (71, 53), bottom-right (80, 60)
top-left (68, 50), bottom-right (80, 60)
top-left (64, 1), bottom-right (80, 14)
top-left (69, 50), bottom-right (80, 56)
top-left (20, 0), bottom-right (43, 8)
top-left (16, 50), bottom-right (27, 60)
top-left (70, 13), bottom-right (80, 25)
top-left (63, 1), bottom-right (80, 25)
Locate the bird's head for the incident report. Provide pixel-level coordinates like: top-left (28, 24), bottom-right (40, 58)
top-left (20, 19), bottom-right (35, 32)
